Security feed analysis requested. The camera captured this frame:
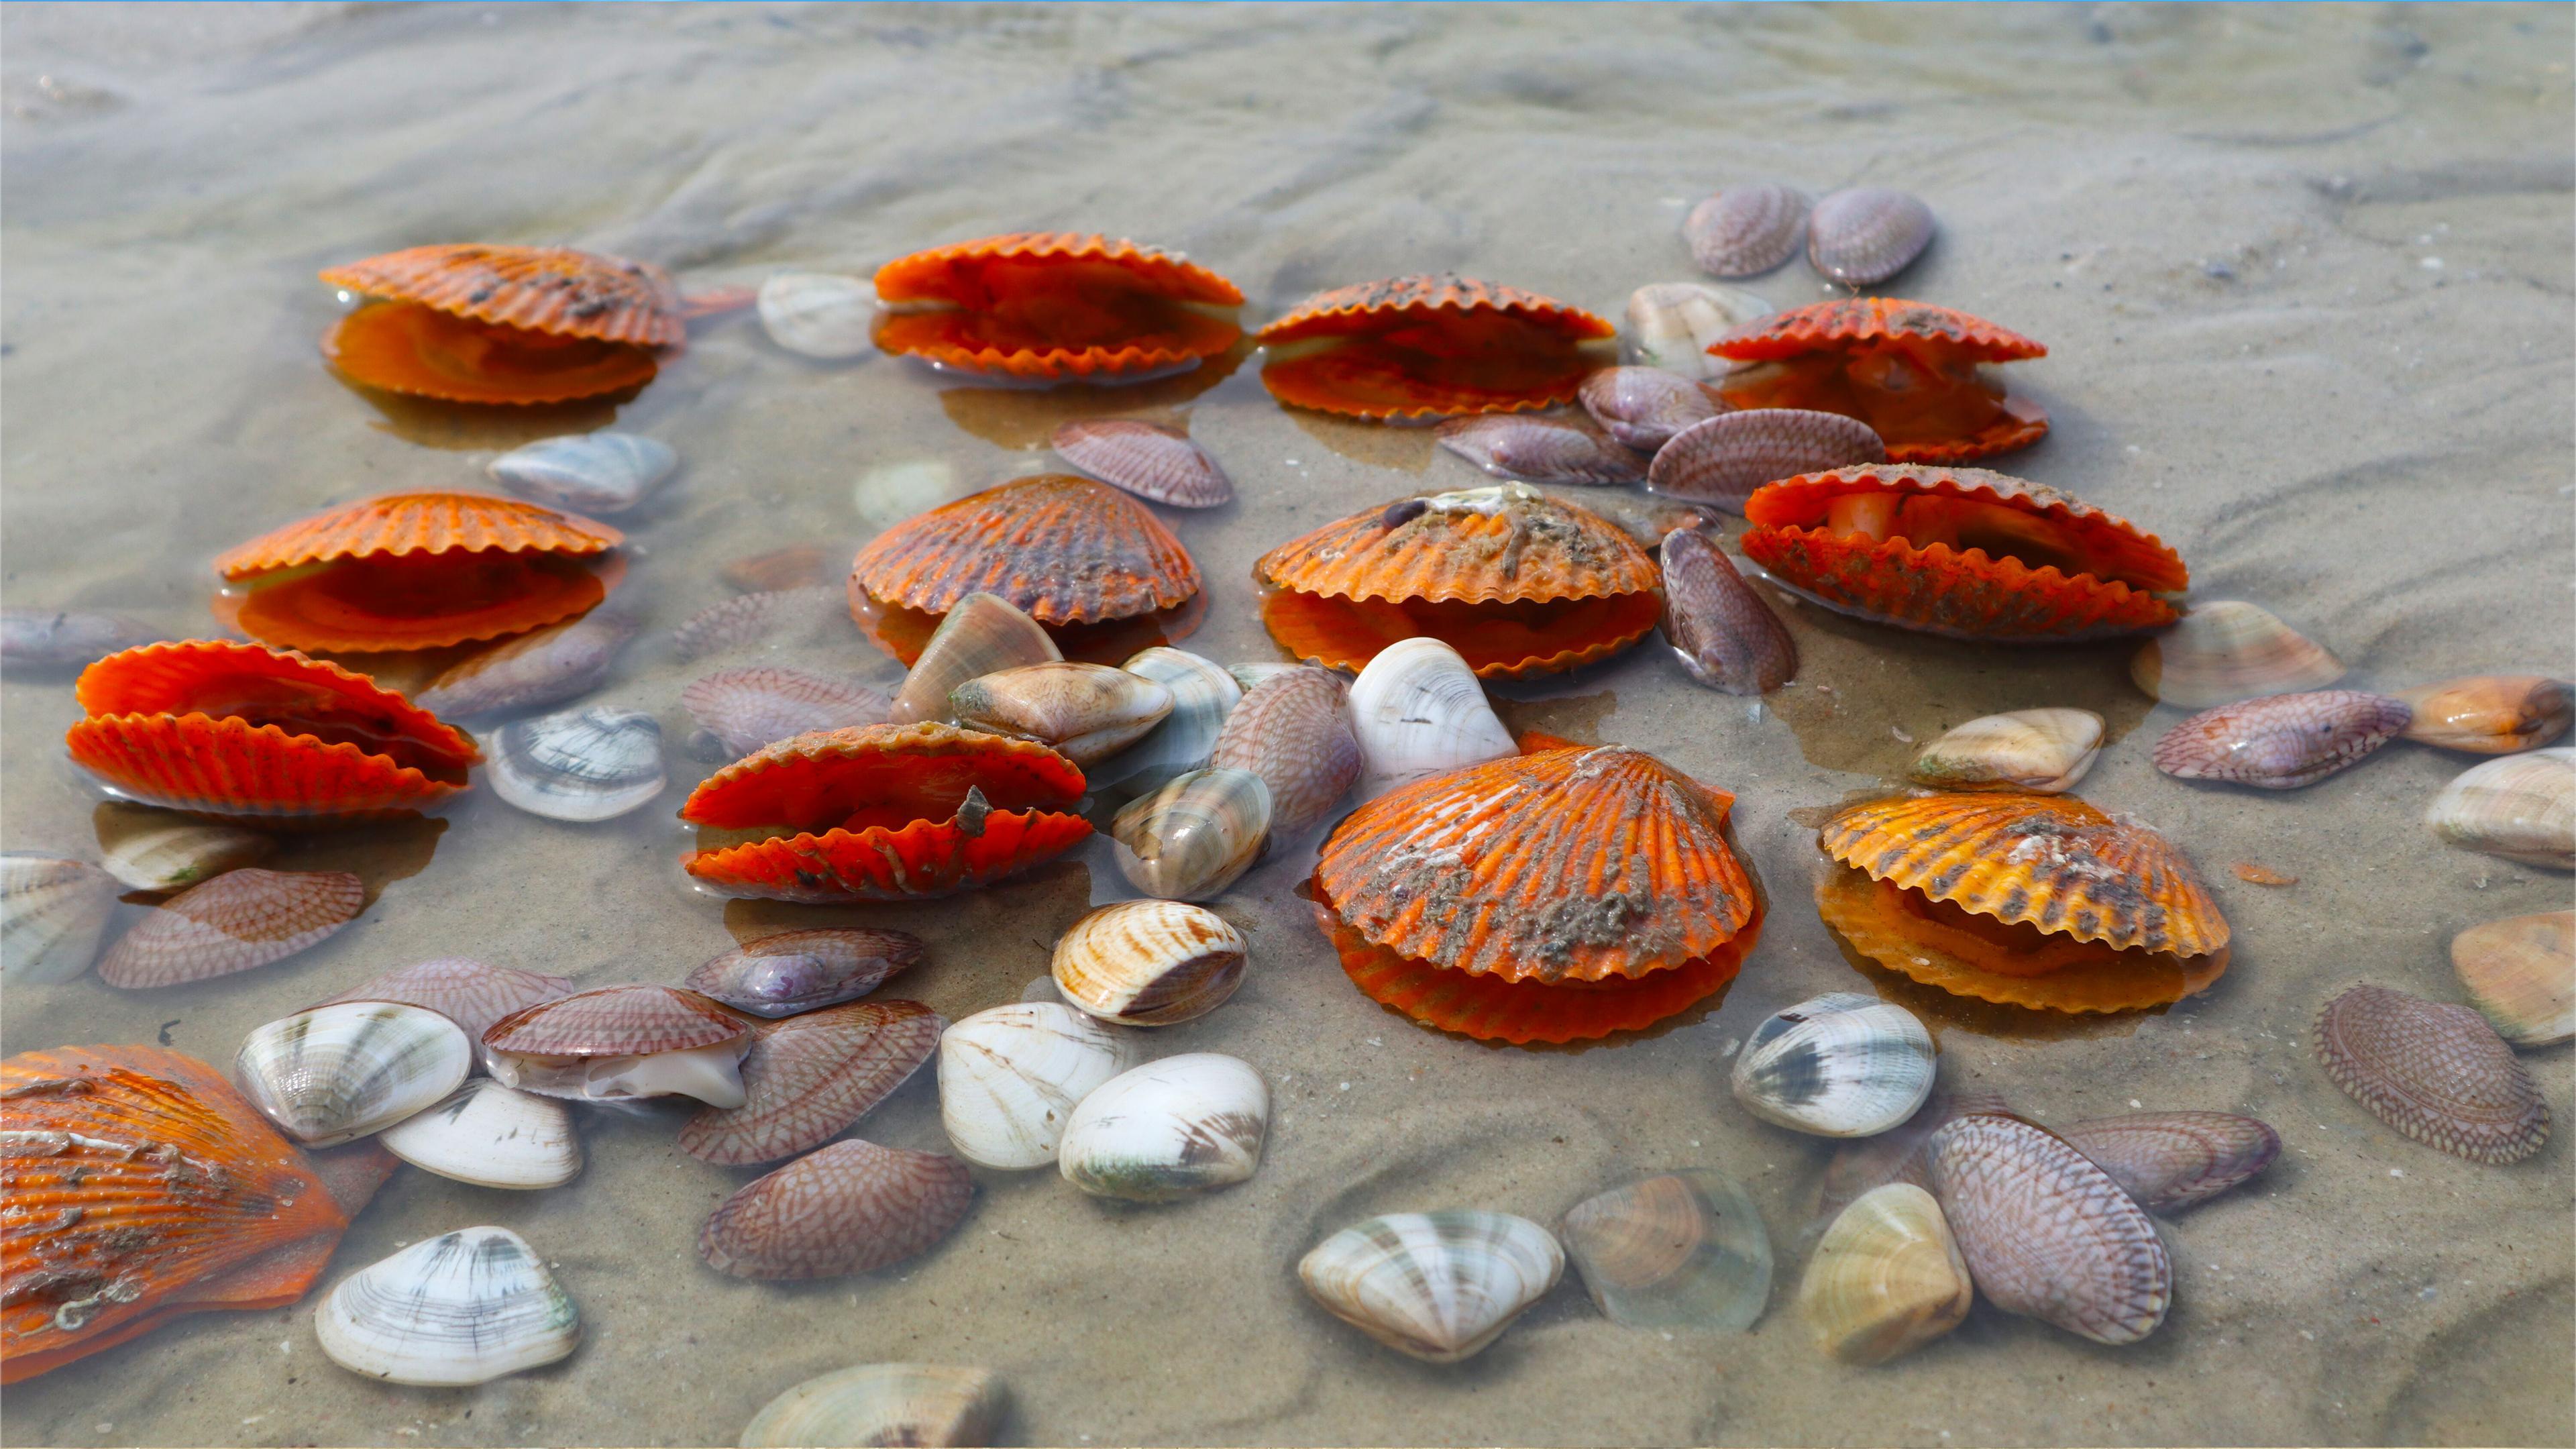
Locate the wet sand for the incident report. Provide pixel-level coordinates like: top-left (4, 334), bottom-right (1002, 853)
top-left (3, 3), bottom-right (2572, 1446)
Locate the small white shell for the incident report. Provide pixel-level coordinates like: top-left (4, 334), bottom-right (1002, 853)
top-left (1110, 767), bottom-right (1272, 902)
top-left (490, 706), bottom-right (666, 822)
top-left (378, 1077), bottom-right (582, 1189)
top-left (1623, 282), bottom-right (1776, 380)
top-left (2129, 600), bottom-right (2343, 708)
top-left (486, 433), bottom-right (676, 515)
top-left (1297, 1210), bottom-right (1565, 1363)
top-left (95, 809), bottom-right (275, 891)
top-left (949, 661), bottom-right (1173, 765)
top-left (1796, 1183), bottom-right (1973, 1366)
top-left (936, 1002), bottom-right (1140, 1169)
top-left (1085, 647), bottom-right (1242, 798)
top-left (1731, 993), bottom-right (1937, 1139)
top-left (1346, 638), bottom-right (1515, 800)
top-left (1052, 900), bottom-right (1246, 1026)
top-left (1907, 708), bottom-right (2105, 794)
top-left (315, 1226), bottom-right (580, 1387)
top-left (1058, 1052), bottom-right (1270, 1201)
top-left (2425, 748), bottom-right (2576, 871)
top-left (233, 1001), bottom-right (474, 1147)
top-left (739, 1363), bottom-right (1006, 1449)
top-left (757, 271), bottom-right (878, 359)
top-left (0, 854), bottom-right (120, 984)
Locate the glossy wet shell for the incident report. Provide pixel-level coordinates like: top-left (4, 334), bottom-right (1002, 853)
top-left (739, 1362), bottom-right (1008, 1449)
top-left (322, 244), bottom-right (684, 347)
top-left (1923, 1113), bottom-right (2170, 1344)
top-left (848, 476), bottom-right (1201, 627)
top-left (2058, 1112), bottom-right (2281, 1212)
top-left (1797, 1183), bottom-right (1973, 1366)
top-left (678, 1000), bottom-right (945, 1166)
top-left (1050, 900), bottom-right (1247, 1026)
top-left (1257, 486), bottom-right (1660, 608)
top-left (1816, 792), bottom-right (2228, 959)
top-left (873, 233), bottom-right (1241, 378)
top-left (697, 1139), bottom-right (975, 1280)
top-left (317, 957), bottom-right (576, 1042)
top-left (1684, 184), bottom-right (1809, 278)
top-left (1, 1044), bottom-right (348, 1384)
top-left (2396, 676), bottom-right (2575, 755)
top-left (1434, 413), bottom-right (1646, 487)
top-left (484, 985), bottom-right (747, 1059)
top-left (1316, 743), bottom-right (1756, 983)
top-left (95, 869), bottom-right (364, 989)
top-left (2423, 748), bottom-right (2576, 871)
top-left (2312, 983), bottom-right (2548, 1165)
top-left (682, 928), bottom-right (922, 1017)
top-left (1646, 409), bottom-right (1886, 513)
top-left (1207, 667), bottom-right (1362, 835)
top-left (213, 492), bottom-right (621, 579)
top-left (2151, 690), bottom-right (2411, 790)
top-left (1051, 419), bottom-right (1234, 508)
top-left (1295, 1210), bottom-right (1564, 1363)
top-left (1806, 188), bottom-right (1936, 286)
top-left (1659, 529), bottom-right (1797, 696)
top-left (1576, 368), bottom-right (1719, 453)
top-left (1259, 275), bottom-right (1613, 345)
top-left (1712, 297), bottom-right (2045, 365)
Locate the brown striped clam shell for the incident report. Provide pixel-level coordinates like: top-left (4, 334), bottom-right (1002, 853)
top-left (1577, 367), bottom-right (1721, 453)
top-left (1207, 665), bottom-right (1362, 836)
top-left (698, 1138), bottom-right (975, 1279)
top-left (316, 957), bottom-right (576, 1041)
top-left (483, 983), bottom-right (747, 1057)
top-left (1051, 419), bottom-right (1234, 508)
top-left (1647, 409), bottom-right (1885, 513)
top-left (1658, 527), bottom-right (1796, 696)
top-left (678, 1000), bottom-right (945, 1166)
top-left (95, 868), bottom-right (364, 989)
top-left (1683, 184), bottom-right (1809, 278)
top-left (1434, 413), bottom-right (1644, 487)
top-left (682, 666), bottom-right (892, 759)
top-left (1807, 187), bottom-right (1935, 286)
top-left (2059, 1112), bottom-right (2280, 1212)
top-left (2312, 983), bottom-right (2548, 1165)
top-left (2151, 690), bottom-right (2411, 790)
top-left (1923, 1112), bottom-right (2170, 1345)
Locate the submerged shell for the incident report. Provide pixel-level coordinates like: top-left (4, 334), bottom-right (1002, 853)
top-left (1434, 413), bottom-right (1645, 486)
top-left (2396, 676), bottom-right (2576, 755)
top-left (1346, 637), bottom-right (1517, 800)
top-left (1623, 281), bottom-right (1775, 379)
top-left (317, 957), bottom-right (576, 1042)
top-left (1051, 900), bottom-right (1247, 1026)
top-left (1208, 667), bottom-right (1362, 835)
top-left (724, 543), bottom-right (839, 594)
top-left (1053, 419), bottom-right (1234, 508)
top-left (698, 1139), bottom-right (975, 1280)
top-left (890, 592), bottom-right (1065, 726)
top-left (1, 855), bottom-right (121, 984)
top-left (1909, 708), bottom-right (2104, 793)
top-left (482, 985), bottom-right (752, 1108)
top-left (1797, 1183), bottom-right (1972, 1366)
top-left (1085, 647), bottom-right (1242, 797)
top-left (95, 869), bottom-right (364, 989)
top-left (680, 1000), bottom-right (945, 1167)
top-left (1110, 767), bottom-right (1273, 902)
top-left (2151, 690), bottom-right (2409, 790)
top-left (1297, 1210), bottom-right (1564, 1363)
top-left (486, 433), bottom-right (676, 515)
top-left (0, 607), bottom-right (162, 675)
top-left (1647, 409), bottom-right (1887, 513)
top-left (322, 244), bottom-right (684, 346)
top-left (2057, 1112), bottom-right (2280, 1212)
top-left (1659, 528), bottom-right (1798, 695)
top-left (95, 810), bottom-right (276, 892)
top-left (949, 661), bottom-right (1173, 765)
top-left (739, 1363), bottom-right (1007, 1449)
top-left (233, 1002), bottom-right (474, 1148)
top-left (1923, 1113), bottom-right (2170, 1344)
top-left (1684, 184), bottom-right (1809, 278)
top-left (937, 1002), bottom-right (1140, 1169)
top-left (1807, 187), bottom-right (1936, 285)
top-left (672, 586), bottom-right (847, 663)
top-left (2450, 910), bottom-right (2575, 1047)
top-left (2313, 983), bottom-right (2548, 1164)
top-left (1560, 1170), bottom-right (1772, 1332)
top-left (2129, 600), bottom-right (2343, 707)
top-left (849, 475), bottom-right (1201, 627)
top-left (490, 706), bottom-right (665, 821)
top-left (1057, 1052), bottom-right (1269, 1201)
top-left (377, 1078), bottom-right (582, 1189)
top-left (684, 667), bottom-right (892, 759)
top-left (1578, 366), bottom-right (1721, 452)
top-left (684, 928), bottom-right (924, 1018)
top-left (2424, 748), bottom-right (2576, 870)
top-left (315, 1226), bottom-right (580, 1387)
top-left (757, 272), bottom-right (878, 359)
top-left (1729, 993), bottom-right (1936, 1138)
top-left (415, 608), bottom-right (639, 720)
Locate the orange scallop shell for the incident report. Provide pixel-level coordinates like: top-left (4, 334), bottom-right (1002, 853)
top-left (1259, 276), bottom-right (1613, 345)
top-left (320, 244), bottom-right (686, 347)
top-left (1316, 743), bottom-right (1758, 985)
top-left (1741, 466), bottom-right (2184, 641)
top-left (1256, 275), bottom-right (1616, 419)
top-left (680, 722), bottom-right (1091, 902)
top-left (1710, 298), bottom-right (2045, 365)
top-left (215, 493), bottom-right (621, 578)
top-left (847, 476), bottom-right (1201, 633)
top-left (871, 232), bottom-right (1243, 379)
top-left (1, 1044), bottom-right (348, 1384)
top-left (66, 641), bottom-right (478, 819)
top-left (321, 301), bottom-right (659, 406)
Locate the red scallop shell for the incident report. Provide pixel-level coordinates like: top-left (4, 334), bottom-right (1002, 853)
top-left (1, 1044), bottom-right (349, 1383)
top-left (678, 1000), bottom-right (945, 1167)
top-left (66, 641), bottom-right (477, 820)
top-left (321, 301), bottom-right (659, 406)
top-left (1259, 276), bottom-right (1614, 345)
top-left (1257, 275), bottom-right (1617, 419)
top-left (94, 869), bottom-right (366, 989)
top-left (696, 1138), bottom-right (975, 1280)
top-left (1710, 298), bottom-right (2045, 364)
top-left (320, 244), bottom-right (686, 347)
top-left (871, 233), bottom-right (1243, 379)
top-left (1709, 299), bottom-right (2047, 462)
top-left (847, 476), bottom-right (1201, 629)
top-left (1742, 465), bottom-right (2184, 641)
top-left (482, 984), bottom-right (747, 1058)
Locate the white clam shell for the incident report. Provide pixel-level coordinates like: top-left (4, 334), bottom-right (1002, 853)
top-left (1560, 1170), bottom-right (1772, 1332)
top-left (1731, 993), bottom-right (1936, 1138)
top-left (1347, 637), bottom-right (1517, 800)
top-left (740, 1363), bottom-right (1006, 1449)
top-left (1110, 767), bottom-right (1272, 902)
top-left (1051, 899), bottom-right (1246, 1026)
top-left (1907, 708), bottom-right (2104, 794)
top-left (486, 432), bottom-right (676, 515)
top-left (490, 706), bottom-right (666, 822)
top-left (2130, 600), bottom-right (2343, 708)
top-left (1297, 1210), bottom-right (1565, 1363)
top-left (378, 1077), bottom-right (582, 1189)
top-left (949, 661), bottom-right (1173, 765)
top-left (0, 853), bottom-right (119, 984)
top-left (758, 271), bottom-right (879, 359)
top-left (1622, 281), bottom-right (1776, 380)
top-left (1058, 1052), bottom-right (1269, 1201)
top-left (936, 1002), bottom-right (1139, 1169)
top-left (95, 809), bottom-right (274, 891)
top-left (2424, 747), bottom-right (2576, 871)
top-left (316, 1226), bottom-right (580, 1387)
top-left (1085, 647), bottom-right (1242, 798)
top-left (233, 1001), bottom-right (474, 1147)
top-left (1797, 1182), bottom-right (1973, 1366)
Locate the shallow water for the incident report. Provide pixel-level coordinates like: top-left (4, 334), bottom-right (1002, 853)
top-left (3, 3), bottom-right (2573, 1445)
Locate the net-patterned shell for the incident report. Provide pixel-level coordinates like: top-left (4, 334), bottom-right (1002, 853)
top-left (1259, 276), bottom-right (1614, 345)
top-left (2312, 983), bottom-right (2548, 1165)
top-left (215, 493), bottom-right (621, 578)
top-left (1, 1044), bottom-right (348, 1383)
top-left (1256, 486), bottom-right (1659, 606)
top-left (1817, 792), bottom-right (2229, 959)
top-left (1710, 298), bottom-right (2045, 364)
top-left (1316, 744), bottom-right (1757, 983)
top-left (678, 1000), bottom-right (945, 1167)
top-left (320, 244), bottom-right (685, 347)
top-left (847, 476), bottom-right (1200, 627)
top-left (1923, 1112), bottom-right (2170, 1345)
top-left (696, 1138), bottom-right (975, 1279)
top-left (482, 985), bottom-right (747, 1058)
top-left (315, 957), bottom-right (576, 1042)
top-left (94, 869), bottom-right (366, 989)
top-left (872, 233), bottom-right (1244, 378)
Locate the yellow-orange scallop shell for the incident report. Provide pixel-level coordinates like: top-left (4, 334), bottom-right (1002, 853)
top-left (320, 244), bottom-right (686, 348)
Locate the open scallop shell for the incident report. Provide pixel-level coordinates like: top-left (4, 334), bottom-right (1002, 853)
top-left (1258, 275), bottom-right (1616, 419)
top-left (1297, 1210), bottom-right (1564, 1362)
top-left (322, 244), bottom-right (684, 346)
top-left (316, 1226), bottom-right (580, 1386)
top-left (872, 232), bottom-right (1242, 379)
top-left (1711, 299), bottom-right (2046, 464)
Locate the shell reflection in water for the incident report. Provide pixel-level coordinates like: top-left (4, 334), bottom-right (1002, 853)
top-left (2129, 600), bottom-right (2343, 708)
top-left (1110, 767), bottom-right (1272, 902)
top-left (1907, 708), bottom-right (2104, 794)
top-left (1729, 993), bottom-right (1935, 1138)
top-left (1057, 1052), bottom-right (1269, 1201)
top-left (1346, 637), bottom-right (1516, 800)
top-left (1434, 413), bottom-right (1644, 487)
top-left (232, 1000), bottom-right (474, 1147)
top-left (1923, 1112), bottom-right (2170, 1345)
top-left (378, 1077), bottom-right (582, 1189)
top-left (685, 928), bottom-right (923, 1018)
top-left (1560, 1170), bottom-right (1772, 1332)
top-left (1684, 184), bottom-right (1808, 278)
top-left (2057, 1112), bottom-right (2279, 1212)
top-left (489, 706), bottom-right (666, 821)
top-left (486, 432), bottom-right (676, 515)
top-left (1, 854), bottom-right (120, 983)
top-left (315, 1226), bottom-right (580, 1387)
top-left (2451, 910), bottom-right (2575, 1048)
top-left (889, 591), bottom-right (1063, 726)
top-left (1659, 527), bottom-right (1796, 696)
top-left (1806, 186), bottom-right (1935, 286)
top-left (739, 1363), bottom-right (1007, 1449)
top-left (949, 661), bottom-right (1173, 765)
top-left (1796, 1183), bottom-right (1972, 1366)
top-left (1052, 899), bottom-right (1246, 1026)
top-left (1623, 281), bottom-right (1774, 380)
top-left (0, 606), bottom-right (162, 675)
top-left (2395, 675), bottom-right (2575, 755)
top-left (95, 808), bottom-right (275, 892)
top-left (1297, 1210), bottom-right (1565, 1363)
top-left (937, 1002), bottom-right (1139, 1169)
top-left (1085, 647), bottom-right (1240, 798)
top-left (2151, 690), bottom-right (2410, 790)
top-left (2424, 747), bottom-right (2576, 871)
top-left (2313, 983), bottom-right (2548, 1164)
top-left (757, 272), bottom-right (878, 360)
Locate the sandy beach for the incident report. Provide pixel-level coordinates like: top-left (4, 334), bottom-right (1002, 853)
top-left (2, 3), bottom-right (2571, 1445)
